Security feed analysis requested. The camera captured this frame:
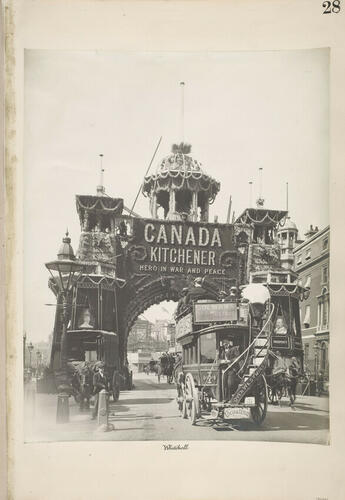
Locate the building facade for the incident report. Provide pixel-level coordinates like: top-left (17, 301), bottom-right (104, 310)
top-left (293, 225), bottom-right (330, 382)
top-left (127, 318), bottom-right (153, 352)
top-left (128, 318), bottom-right (170, 353)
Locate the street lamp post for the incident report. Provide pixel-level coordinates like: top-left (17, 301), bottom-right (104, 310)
top-left (36, 350), bottom-right (42, 376)
top-left (27, 342), bottom-right (34, 369)
top-left (45, 231), bottom-right (84, 423)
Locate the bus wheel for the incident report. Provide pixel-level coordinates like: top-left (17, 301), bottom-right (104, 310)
top-left (182, 391), bottom-right (188, 419)
top-left (185, 373), bottom-right (200, 425)
top-left (251, 375), bottom-right (268, 426)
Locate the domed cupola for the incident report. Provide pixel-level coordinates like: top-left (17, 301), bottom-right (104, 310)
top-left (277, 216), bottom-right (299, 270)
top-left (57, 230), bottom-right (76, 261)
top-left (142, 143), bottom-right (220, 222)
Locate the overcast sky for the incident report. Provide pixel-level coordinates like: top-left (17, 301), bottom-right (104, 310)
top-left (24, 49), bottom-right (329, 342)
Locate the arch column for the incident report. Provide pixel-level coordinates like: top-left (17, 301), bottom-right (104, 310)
top-left (201, 201), bottom-right (209, 222)
top-left (169, 189), bottom-right (176, 218)
top-left (192, 191), bottom-right (198, 221)
top-left (151, 193), bottom-right (158, 219)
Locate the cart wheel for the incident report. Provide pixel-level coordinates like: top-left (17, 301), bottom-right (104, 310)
top-left (276, 386), bottom-right (284, 405)
top-left (182, 392), bottom-right (188, 419)
top-left (112, 371), bottom-right (120, 402)
top-left (185, 373), bottom-right (200, 425)
top-left (251, 375), bottom-right (268, 426)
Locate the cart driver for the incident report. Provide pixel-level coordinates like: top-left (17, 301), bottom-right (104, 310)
top-left (222, 343), bottom-right (242, 401)
top-left (272, 350), bottom-right (287, 376)
top-left (288, 356), bottom-right (301, 377)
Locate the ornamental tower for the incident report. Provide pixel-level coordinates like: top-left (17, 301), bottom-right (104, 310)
top-left (75, 155), bottom-right (124, 274)
top-left (142, 142), bottom-right (220, 222)
top-left (277, 217), bottom-right (299, 270)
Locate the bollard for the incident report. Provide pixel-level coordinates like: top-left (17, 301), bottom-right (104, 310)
top-left (25, 379), bottom-right (36, 421)
top-left (56, 393), bottom-right (69, 423)
top-left (96, 389), bottom-right (114, 432)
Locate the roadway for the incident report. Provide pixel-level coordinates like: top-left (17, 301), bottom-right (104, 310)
top-left (25, 372), bottom-right (329, 444)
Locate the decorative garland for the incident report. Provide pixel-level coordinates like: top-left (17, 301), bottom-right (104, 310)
top-left (76, 197), bottom-right (123, 213)
top-left (240, 209), bottom-right (286, 225)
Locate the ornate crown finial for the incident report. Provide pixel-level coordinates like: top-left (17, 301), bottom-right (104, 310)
top-left (172, 143), bottom-right (191, 154)
top-left (63, 229), bottom-right (71, 244)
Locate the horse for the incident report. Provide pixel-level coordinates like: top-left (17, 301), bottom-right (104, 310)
top-left (267, 371), bottom-right (286, 405)
top-left (267, 365), bottom-right (300, 407)
top-left (161, 354), bottom-right (175, 383)
top-left (285, 360), bottom-right (301, 406)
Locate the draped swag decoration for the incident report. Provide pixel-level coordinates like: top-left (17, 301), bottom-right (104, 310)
top-left (142, 152), bottom-right (220, 204)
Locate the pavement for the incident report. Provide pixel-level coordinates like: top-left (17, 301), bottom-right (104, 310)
top-left (24, 373), bottom-right (330, 444)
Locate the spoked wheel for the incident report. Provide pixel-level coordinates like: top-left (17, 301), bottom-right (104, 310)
top-left (182, 384), bottom-right (188, 419)
top-left (251, 375), bottom-right (268, 426)
top-left (276, 386), bottom-right (284, 405)
top-left (185, 373), bottom-right (200, 425)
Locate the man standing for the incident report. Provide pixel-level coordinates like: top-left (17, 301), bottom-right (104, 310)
top-left (91, 362), bottom-right (108, 420)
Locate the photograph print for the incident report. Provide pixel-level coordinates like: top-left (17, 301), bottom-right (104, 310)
top-left (23, 48), bottom-right (329, 444)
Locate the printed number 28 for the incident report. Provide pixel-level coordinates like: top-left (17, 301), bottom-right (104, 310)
top-left (323, 0), bottom-right (341, 13)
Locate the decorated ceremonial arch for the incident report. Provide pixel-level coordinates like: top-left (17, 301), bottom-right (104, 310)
top-left (48, 143), bottom-right (287, 373)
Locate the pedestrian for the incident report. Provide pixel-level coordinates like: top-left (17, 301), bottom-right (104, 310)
top-left (272, 351), bottom-right (287, 376)
top-left (317, 370), bottom-right (324, 396)
top-left (91, 362), bottom-right (108, 420)
top-left (157, 363), bottom-right (162, 383)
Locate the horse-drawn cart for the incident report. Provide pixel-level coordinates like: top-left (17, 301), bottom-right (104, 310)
top-left (67, 329), bottom-right (122, 403)
top-left (175, 276), bottom-right (306, 426)
top-left (175, 293), bottom-right (274, 427)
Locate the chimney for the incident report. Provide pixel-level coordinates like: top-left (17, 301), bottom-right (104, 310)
top-left (304, 224), bottom-right (318, 239)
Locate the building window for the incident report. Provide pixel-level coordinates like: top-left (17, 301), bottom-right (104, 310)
top-left (322, 237), bottom-right (329, 251)
top-left (305, 248), bottom-right (311, 260)
top-left (322, 300), bottom-right (328, 329)
top-left (322, 265), bottom-right (329, 284)
top-left (303, 305), bottom-right (311, 328)
top-left (282, 232), bottom-right (287, 240)
top-left (317, 287), bottom-right (329, 332)
top-left (305, 343), bottom-right (309, 361)
top-left (281, 248), bottom-right (286, 255)
top-left (320, 342), bottom-right (327, 372)
top-left (297, 253), bottom-right (302, 265)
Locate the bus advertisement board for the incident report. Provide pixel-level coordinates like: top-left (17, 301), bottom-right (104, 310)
top-left (194, 302), bottom-right (238, 323)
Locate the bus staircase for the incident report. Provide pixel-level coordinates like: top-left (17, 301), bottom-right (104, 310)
top-left (222, 303), bottom-right (275, 407)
